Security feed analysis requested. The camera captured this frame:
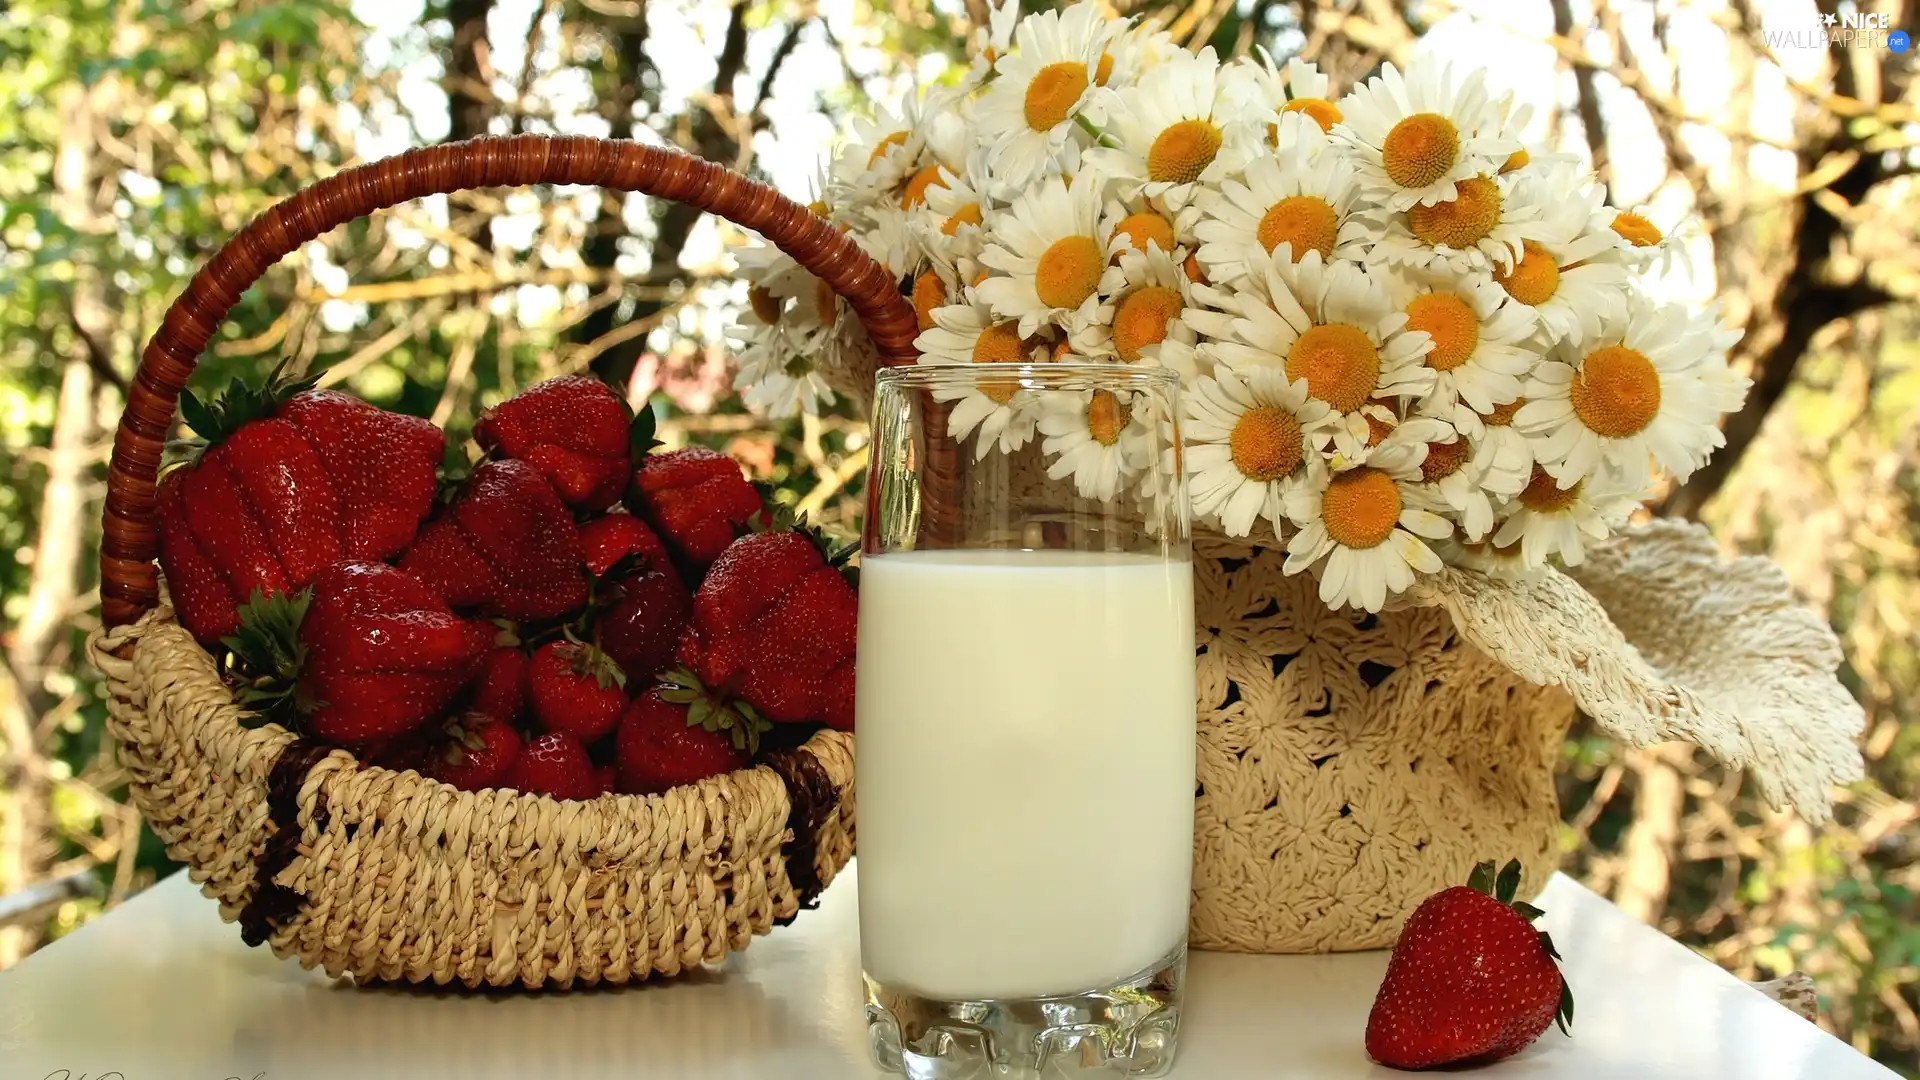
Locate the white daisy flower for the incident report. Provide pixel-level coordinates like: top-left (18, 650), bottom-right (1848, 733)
top-left (1599, 203), bottom-right (1696, 278)
top-left (1450, 396), bottom-right (1535, 497)
top-left (1492, 164), bottom-right (1628, 343)
top-left (1435, 533), bottom-right (1535, 579)
top-left (975, 2), bottom-right (1113, 188)
top-left (1334, 60), bottom-right (1519, 211)
top-left (1381, 270), bottom-right (1538, 416)
top-left (1360, 166), bottom-right (1549, 273)
top-left (1085, 14), bottom-right (1177, 98)
top-left (1037, 386), bottom-right (1155, 501)
top-left (1517, 295), bottom-right (1749, 490)
top-left (964, 0), bottom-right (1023, 88)
top-left (1102, 196), bottom-right (1200, 259)
top-left (728, 290), bottom-right (837, 419)
top-left (1106, 244), bottom-right (1200, 370)
top-left (852, 203), bottom-right (924, 281)
top-left (914, 298), bottom-right (1045, 460)
top-left (1084, 46), bottom-right (1258, 211)
top-left (919, 150), bottom-right (995, 261)
top-left (830, 95), bottom-right (927, 198)
top-left (1183, 365), bottom-right (1333, 538)
top-left (975, 174), bottom-right (1125, 339)
top-left (1247, 48), bottom-right (1344, 136)
top-left (1192, 114), bottom-right (1366, 285)
top-left (1490, 466), bottom-right (1643, 569)
top-left (1282, 436), bottom-right (1453, 613)
top-left (1382, 418), bottom-right (1507, 542)
top-left (1183, 250), bottom-right (1435, 457)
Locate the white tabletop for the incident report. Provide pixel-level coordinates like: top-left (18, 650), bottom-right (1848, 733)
top-left (0, 862), bottom-right (1894, 1080)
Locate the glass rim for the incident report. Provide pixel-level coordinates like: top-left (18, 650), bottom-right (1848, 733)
top-left (874, 362), bottom-right (1180, 391)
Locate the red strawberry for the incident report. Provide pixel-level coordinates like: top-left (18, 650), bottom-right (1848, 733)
top-left (615, 685), bottom-right (755, 796)
top-left (597, 567), bottom-right (689, 683)
top-left (362, 727), bottom-right (437, 773)
top-left (474, 376), bottom-right (633, 511)
top-left (1366, 860), bottom-right (1574, 1070)
top-left (676, 527), bottom-right (857, 731)
top-left (527, 639), bottom-right (628, 741)
top-left (468, 640), bottom-right (529, 725)
top-left (503, 731), bottom-right (599, 800)
top-left (578, 513), bottom-right (680, 590)
top-left (225, 561), bottom-right (492, 747)
top-left (398, 459), bottom-right (589, 622)
top-left (426, 714), bottom-right (524, 791)
top-left (592, 764), bottom-right (617, 795)
top-left (156, 364), bottom-right (442, 647)
top-left (629, 447), bottom-right (770, 568)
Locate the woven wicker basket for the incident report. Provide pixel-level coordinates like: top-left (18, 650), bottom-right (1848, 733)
top-left (86, 135), bottom-right (918, 988)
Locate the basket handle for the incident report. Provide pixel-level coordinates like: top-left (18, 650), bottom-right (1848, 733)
top-left (99, 134), bottom-right (919, 629)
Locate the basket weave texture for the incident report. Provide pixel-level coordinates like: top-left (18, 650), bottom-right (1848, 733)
top-left (89, 135), bottom-right (916, 987)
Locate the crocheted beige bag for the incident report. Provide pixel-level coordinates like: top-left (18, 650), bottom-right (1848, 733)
top-left (1188, 517), bottom-right (1865, 953)
top-left (85, 136), bottom-right (918, 988)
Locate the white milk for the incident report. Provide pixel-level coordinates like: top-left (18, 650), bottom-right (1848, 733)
top-left (855, 549), bottom-right (1197, 1001)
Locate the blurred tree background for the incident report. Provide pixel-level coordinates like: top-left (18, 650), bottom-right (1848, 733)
top-left (0, 0), bottom-right (1914, 1071)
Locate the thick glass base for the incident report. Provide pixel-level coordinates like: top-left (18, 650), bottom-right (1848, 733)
top-left (864, 942), bottom-right (1185, 1079)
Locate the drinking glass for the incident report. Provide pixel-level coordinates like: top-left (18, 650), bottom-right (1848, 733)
top-left (857, 363), bottom-right (1195, 1079)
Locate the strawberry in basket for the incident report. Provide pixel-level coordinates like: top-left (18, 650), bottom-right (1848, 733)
top-left (399, 458), bottom-right (589, 622)
top-left (674, 523), bottom-right (858, 732)
top-left (474, 375), bottom-right (634, 511)
top-left (614, 684), bottom-right (755, 796)
top-left (224, 560), bottom-right (492, 747)
top-left (577, 515), bottom-right (691, 685)
top-left (629, 445), bottom-right (771, 569)
top-left (156, 363), bottom-right (443, 646)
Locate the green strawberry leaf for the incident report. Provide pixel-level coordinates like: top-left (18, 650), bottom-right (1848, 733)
top-left (1511, 900), bottom-right (1546, 922)
top-left (1555, 974), bottom-right (1575, 1035)
top-left (179, 388), bottom-right (219, 441)
top-left (1495, 859), bottom-right (1522, 904)
top-left (1467, 859), bottom-right (1499, 896)
top-left (629, 402), bottom-right (661, 460)
top-left (1538, 929), bottom-right (1563, 961)
top-left (839, 564), bottom-right (860, 592)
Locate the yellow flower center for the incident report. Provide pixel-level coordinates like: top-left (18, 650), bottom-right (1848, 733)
top-left (1094, 52), bottom-right (1115, 86)
top-left (747, 285), bottom-right (782, 325)
top-left (1321, 467), bottom-right (1402, 549)
top-left (1519, 466), bottom-right (1581, 514)
top-left (1035, 235), bottom-right (1106, 310)
top-left (1147, 119), bottom-right (1223, 184)
top-left (1050, 339), bottom-right (1074, 362)
top-left (1482, 397), bottom-right (1524, 427)
top-left (1257, 195), bottom-right (1338, 262)
top-left (1087, 390), bottom-right (1129, 446)
top-left (1112, 285), bottom-right (1183, 363)
top-left (1025, 61), bottom-right (1090, 130)
top-left (1420, 438), bottom-right (1469, 482)
top-left (1404, 292), bottom-right (1479, 372)
top-left (1229, 406), bottom-right (1304, 482)
top-left (1382, 113), bottom-right (1459, 190)
top-left (813, 279), bottom-right (838, 324)
top-left (1406, 175), bottom-right (1501, 250)
top-left (942, 202), bottom-right (983, 236)
top-left (1610, 211), bottom-right (1663, 248)
top-left (867, 131), bottom-right (907, 166)
top-left (1285, 324), bottom-right (1379, 412)
top-left (1494, 241), bottom-right (1560, 306)
top-left (902, 165), bottom-right (946, 209)
top-left (1570, 345), bottom-right (1662, 438)
top-left (807, 200), bottom-right (830, 217)
top-left (1183, 253), bottom-right (1206, 284)
top-left (971, 322), bottom-right (1026, 403)
top-left (1283, 97), bottom-right (1343, 133)
top-left (911, 271), bottom-right (945, 332)
top-left (1365, 410), bottom-right (1396, 447)
top-left (1114, 211), bottom-right (1176, 256)
top-left (1500, 148), bottom-right (1530, 174)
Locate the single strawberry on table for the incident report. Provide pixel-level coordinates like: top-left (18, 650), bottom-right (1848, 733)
top-left (224, 560), bottom-right (493, 748)
top-left (628, 446), bottom-right (771, 569)
top-left (527, 637), bottom-right (629, 742)
top-left (676, 524), bottom-right (857, 731)
top-left (399, 458), bottom-right (589, 622)
top-left (156, 362), bottom-right (442, 646)
top-left (503, 730), bottom-right (600, 800)
top-left (1366, 859), bottom-right (1574, 1071)
top-left (474, 375), bottom-right (634, 511)
top-left (615, 681), bottom-right (760, 796)
top-left (426, 713), bottom-right (524, 792)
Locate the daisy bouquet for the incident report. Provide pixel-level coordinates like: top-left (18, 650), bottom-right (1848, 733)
top-left (729, 0), bottom-right (1749, 615)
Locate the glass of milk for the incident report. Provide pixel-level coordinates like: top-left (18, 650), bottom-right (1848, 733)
top-left (857, 363), bottom-right (1194, 1079)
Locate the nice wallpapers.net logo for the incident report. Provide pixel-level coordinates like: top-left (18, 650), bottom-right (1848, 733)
top-left (1763, 11), bottom-right (1909, 52)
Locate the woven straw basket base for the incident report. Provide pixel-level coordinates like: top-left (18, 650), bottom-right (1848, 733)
top-left (88, 610), bottom-right (856, 989)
